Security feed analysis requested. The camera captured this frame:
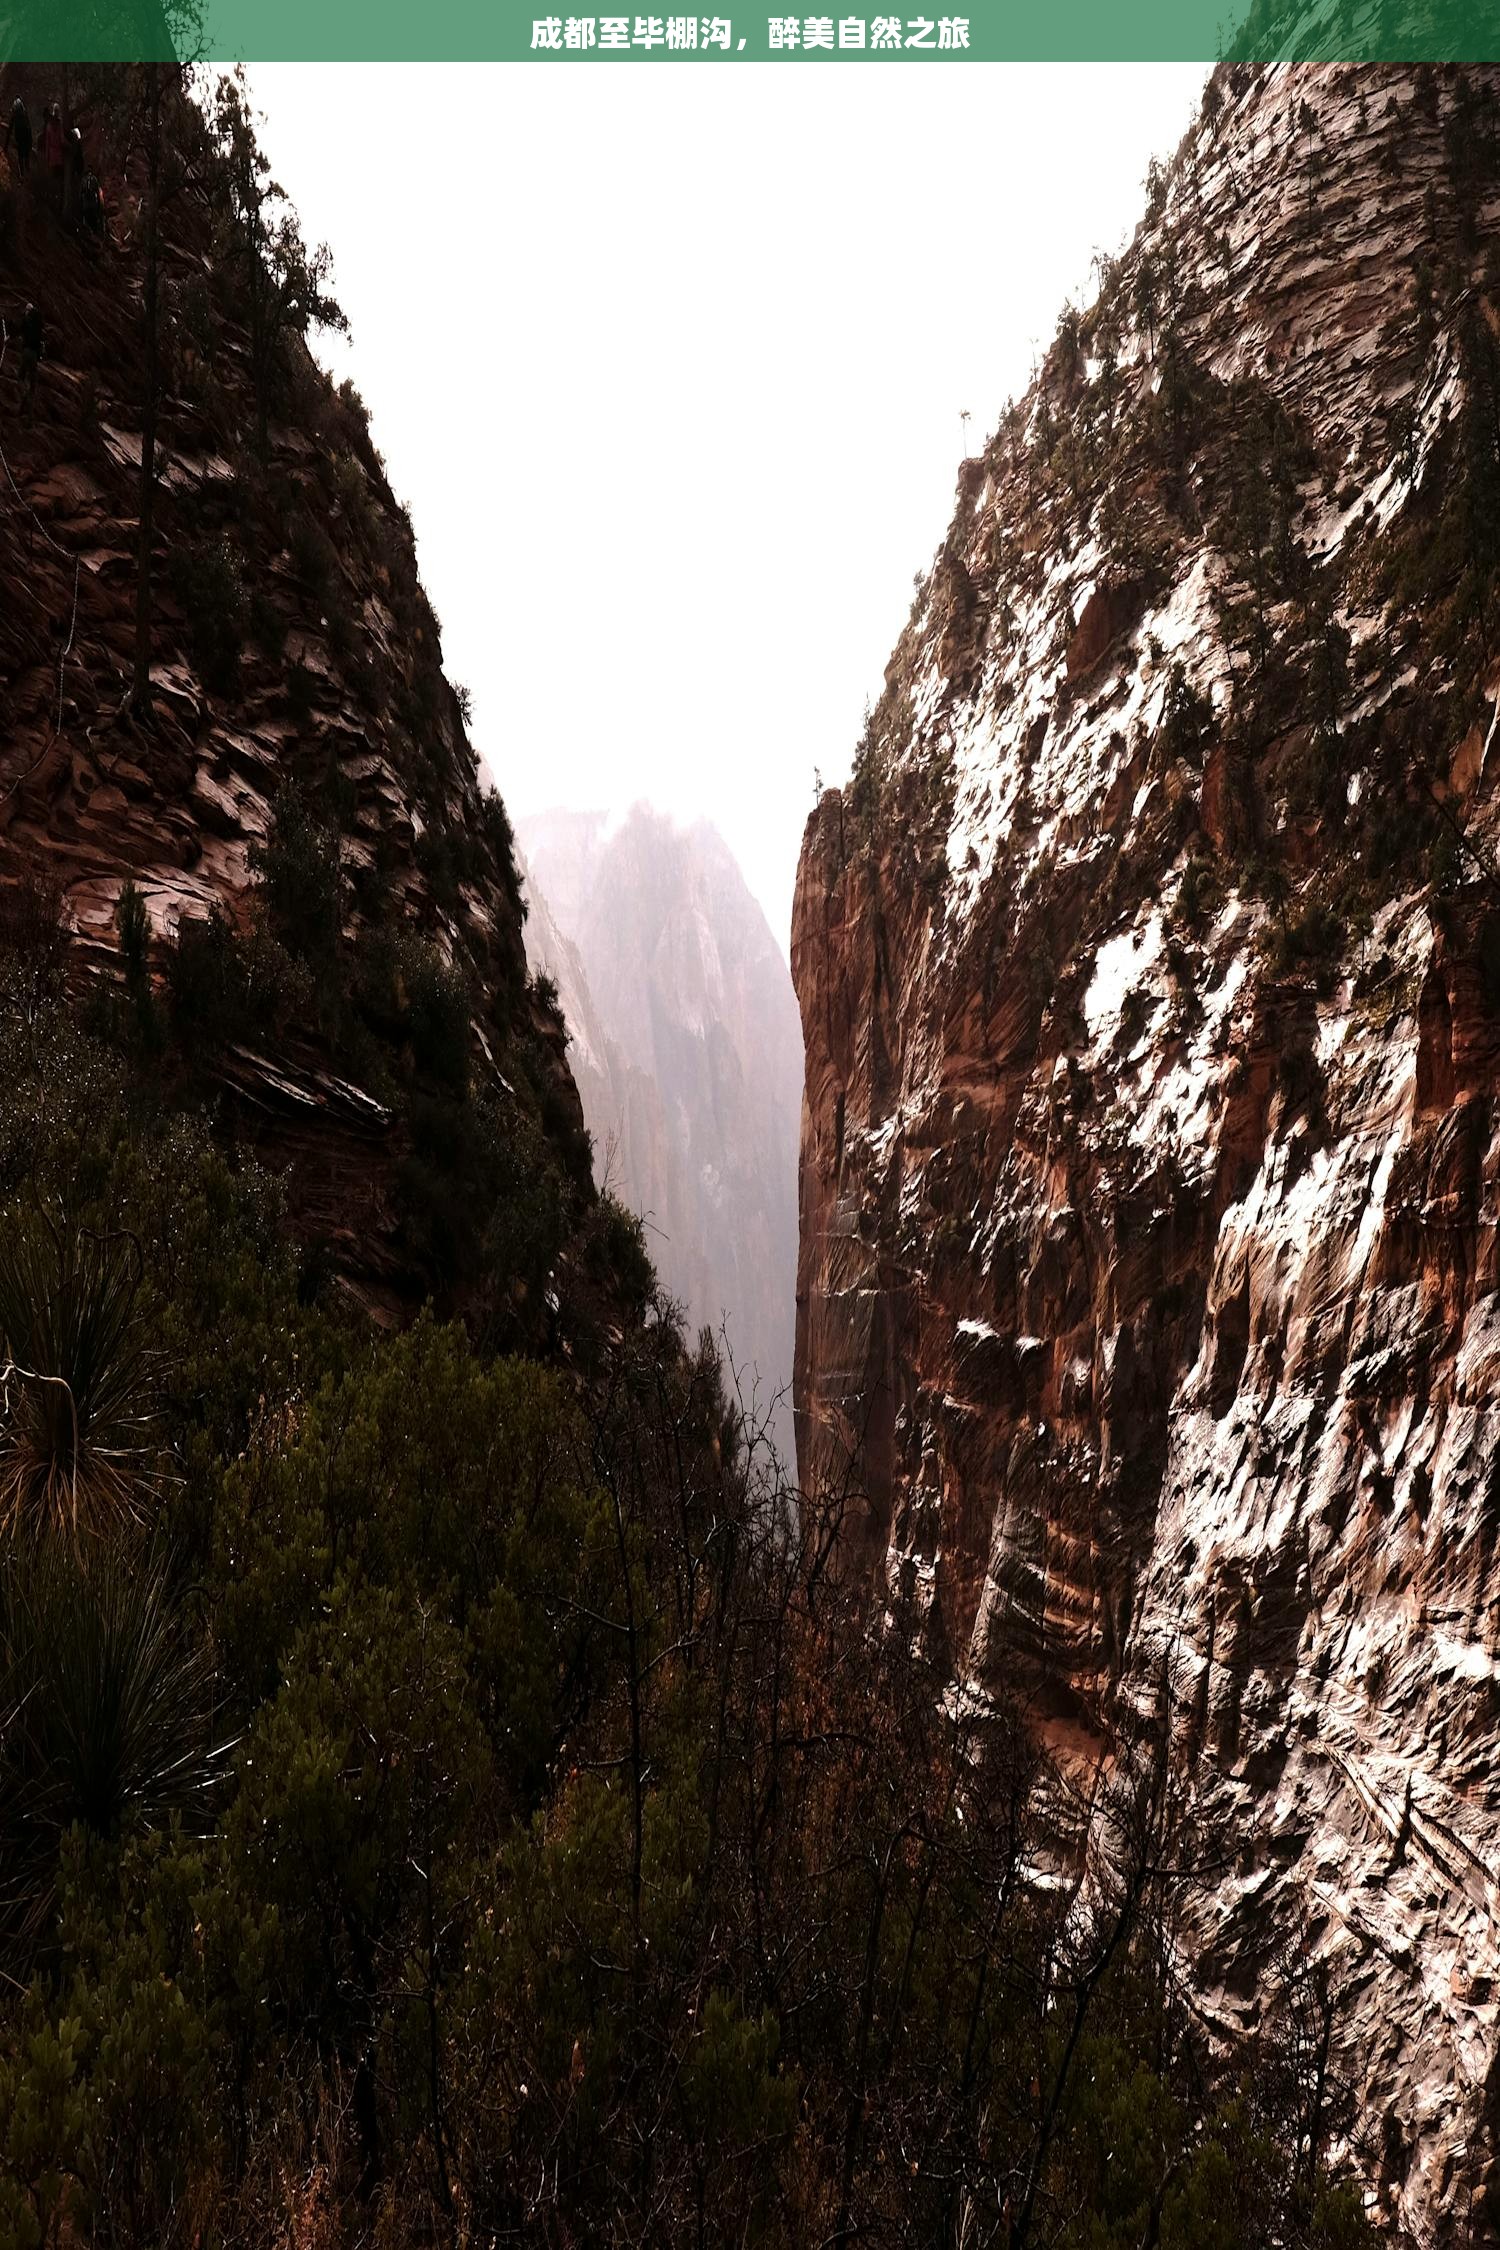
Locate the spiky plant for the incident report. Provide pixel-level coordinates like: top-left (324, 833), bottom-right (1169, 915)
top-left (0, 869), bottom-right (70, 1030)
top-left (0, 1213), bottom-right (157, 1540)
top-left (0, 1540), bottom-right (226, 1955)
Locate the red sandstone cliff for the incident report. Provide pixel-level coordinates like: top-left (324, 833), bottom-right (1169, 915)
top-left (793, 62), bottom-right (1500, 2241)
top-left (0, 65), bottom-right (586, 1315)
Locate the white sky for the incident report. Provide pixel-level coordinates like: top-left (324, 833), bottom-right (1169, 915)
top-left (249, 61), bottom-right (1206, 952)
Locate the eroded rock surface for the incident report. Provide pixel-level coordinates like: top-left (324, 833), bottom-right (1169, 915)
top-left (794, 62), bottom-right (1500, 2240)
top-left (0, 69), bottom-right (584, 1307)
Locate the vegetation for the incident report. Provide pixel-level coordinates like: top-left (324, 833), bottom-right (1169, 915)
top-left (170, 534), bottom-right (249, 697)
top-left (208, 70), bottom-right (348, 452)
top-left (0, 875), bottom-right (1378, 2250)
top-left (0, 1214), bottom-right (155, 1541)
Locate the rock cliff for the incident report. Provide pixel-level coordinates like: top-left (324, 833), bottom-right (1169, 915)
top-left (793, 60), bottom-right (1500, 2240)
top-left (521, 806), bottom-right (802, 1457)
top-left (0, 64), bottom-right (587, 1318)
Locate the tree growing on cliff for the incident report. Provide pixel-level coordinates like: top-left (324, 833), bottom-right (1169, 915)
top-left (1457, 296), bottom-right (1500, 648)
top-left (209, 71), bottom-right (347, 454)
top-left (126, 8), bottom-right (206, 714)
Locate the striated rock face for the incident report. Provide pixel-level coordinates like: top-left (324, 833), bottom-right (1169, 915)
top-left (793, 62), bottom-right (1500, 2240)
top-left (0, 68), bottom-right (584, 1309)
top-left (521, 806), bottom-right (802, 1456)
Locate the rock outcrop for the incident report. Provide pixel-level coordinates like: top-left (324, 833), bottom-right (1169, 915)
top-left (0, 65), bottom-right (585, 1312)
top-left (522, 806), bottom-right (802, 1457)
top-left (793, 61), bottom-right (1500, 2241)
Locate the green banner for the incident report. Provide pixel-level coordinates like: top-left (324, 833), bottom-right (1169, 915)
top-left (2, 0), bottom-right (1498, 67)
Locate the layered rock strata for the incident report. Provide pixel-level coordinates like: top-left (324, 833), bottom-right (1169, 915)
top-left (0, 66), bottom-right (583, 1306)
top-left (794, 61), bottom-right (1500, 2239)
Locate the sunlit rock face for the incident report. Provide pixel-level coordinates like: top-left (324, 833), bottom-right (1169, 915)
top-left (522, 807), bottom-right (803, 1461)
top-left (793, 61), bottom-right (1500, 2240)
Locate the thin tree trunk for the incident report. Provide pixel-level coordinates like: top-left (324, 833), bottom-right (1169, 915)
top-left (831, 1840), bottom-right (896, 2246)
top-left (131, 65), bottom-right (162, 714)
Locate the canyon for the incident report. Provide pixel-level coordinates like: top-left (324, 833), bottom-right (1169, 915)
top-left (5, 43), bottom-right (1499, 2239)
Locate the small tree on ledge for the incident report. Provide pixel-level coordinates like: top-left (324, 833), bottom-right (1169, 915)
top-left (209, 69), bottom-right (348, 454)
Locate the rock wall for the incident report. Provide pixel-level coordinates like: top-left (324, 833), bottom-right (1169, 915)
top-left (522, 806), bottom-right (802, 1459)
top-left (0, 65), bottom-right (584, 1311)
top-left (793, 61), bottom-right (1500, 2240)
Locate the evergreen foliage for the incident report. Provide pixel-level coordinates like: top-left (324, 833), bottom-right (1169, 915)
top-left (0, 936), bottom-right (1374, 2249)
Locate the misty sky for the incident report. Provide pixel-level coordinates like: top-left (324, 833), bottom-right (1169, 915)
top-left (249, 61), bottom-right (1206, 951)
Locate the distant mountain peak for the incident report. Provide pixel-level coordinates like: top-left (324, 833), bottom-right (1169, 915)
top-left (521, 805), bottom-right (801, 1461)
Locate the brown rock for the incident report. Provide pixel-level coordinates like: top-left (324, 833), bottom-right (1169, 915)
top-left (793, 62), bottom-right (1500, 2246)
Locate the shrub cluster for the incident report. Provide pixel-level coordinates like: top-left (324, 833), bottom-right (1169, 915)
top-left (0, 951), bottom-right (1377, 2250)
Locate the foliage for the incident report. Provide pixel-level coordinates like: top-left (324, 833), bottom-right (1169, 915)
top-left (354, 934), bottom-right (472, 1091)
top-left (1156, 663), bottom-right (1215, 771)
top-left (207, 70), bottom-right (348, 449)
top-left (112, 885), bottom-right (159, 1054)
top-left (0, 1214), bottom-right (155, 1543)
top-left (249, 787), bottom-right (344, 965)
top-left (0, 875), bottom-right (70, 1034)
top-left (0, 954), bottom-right (1378, 2247)
top-left (0, 1540), bottom-right (223, 1952)
top-left (164, 907), bottom-right (313, 1053)
top-left (168, 534), bottom-right (248, 697)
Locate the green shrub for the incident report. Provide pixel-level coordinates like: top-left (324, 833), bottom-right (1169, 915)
top-left (114, 881), bottom-right (160, 1051)
top-left (1156, 663), bottom-right (1215, 769)
top-left (415, 823), bottom-right (465, 912)
top-left (248, 584), bottom-right (286, 661)
top-left (0, 1212), bottom-right (156, 1541)
top-left (0, 1539), bottom-right (222, 1940)
top-left (404, 945), bottom-right (471, 1088)
top-left (288, 506), bottom-right (338, 597)
top-left (0, 869), bottom-right (70, 1029)
top-left (353, 933), bottom-right (470, 1090)
top-left (164, 909), bottom-right (244, 1045)
top-left (170, 534), bottom-right (248, 697)
top-left (250, 789), bottom-right (343, 964)
top-left (285, 658), bottom-right (318, 724)
top-left (165, 909), bottom-right (312, 1051)
top-left (1262, 895), bottom-right (1345, 990)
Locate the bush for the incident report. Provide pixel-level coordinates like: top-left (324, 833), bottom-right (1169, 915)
top-left (164, 908), bottom-right (244, 1046)
top-left (165, 908), bottom-right (312, 1052)
top-left (0, 784), bottom-right (1379, 2250)
top-left (330, 450), bottom-right (378, 547)
top-left (356, 934), bottom-right (471, 1091)
top-left (404, 945), bottom-right (471, 1087)
top-left (114, 881), bottom-right (160, 1051)
top-left (0, 1212), bottom-right (156, 1541)
top-left (1156, 663), bottom-right (1215, 769)
top-left (285, 658), bottom-right (318, 725)
top-left (288, 506), bottom-right (339, 598)
top-left (170, 534), bottom-right (248, 697)
top-left (415, 823), bottom-right (465, 912)
top-left (1173, 853), bottom-right (1222, 934)
top-left (0, 870), bottom-right (70, 1029)
top-left (1262, 894), bottom-right (1345, 991)
top-left (0, 1539), bottom-right (222, 1944)
top-left (248, 584), bottom-right (286, 661)
top-left (250, 789), bottom-right (343, 964)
